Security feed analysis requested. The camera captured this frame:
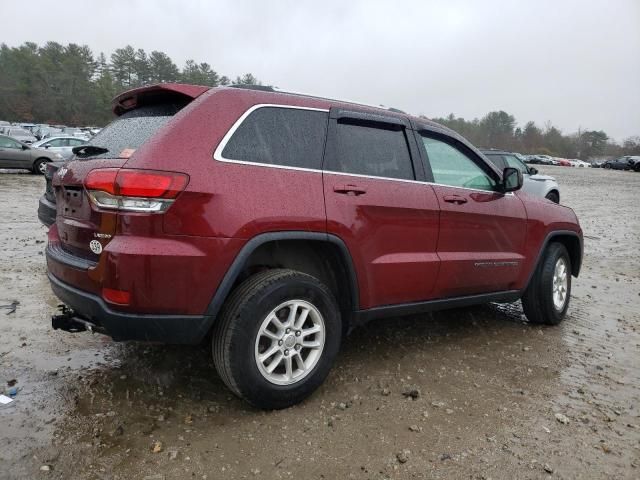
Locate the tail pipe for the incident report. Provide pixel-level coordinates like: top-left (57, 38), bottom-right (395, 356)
top-left (52, 305), bottom-right (106, 334)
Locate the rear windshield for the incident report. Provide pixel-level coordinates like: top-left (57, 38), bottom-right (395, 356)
top-left (80, 103), bottom-right (184, 159)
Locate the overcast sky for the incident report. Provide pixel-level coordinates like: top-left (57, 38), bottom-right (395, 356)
top-left (4, 0), bottom-right (639, 140)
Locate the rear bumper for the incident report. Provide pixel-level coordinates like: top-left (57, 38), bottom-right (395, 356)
top-left (38, 194), bottom-right (56, 227)
top-left (48, 272), bottom-right (212, 344)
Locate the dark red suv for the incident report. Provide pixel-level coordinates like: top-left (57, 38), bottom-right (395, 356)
top-left (47, 84), bottom-right (583, 409)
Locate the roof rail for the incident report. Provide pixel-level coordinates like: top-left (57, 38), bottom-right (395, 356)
top-left (228, 84), bottom-right (275, 92)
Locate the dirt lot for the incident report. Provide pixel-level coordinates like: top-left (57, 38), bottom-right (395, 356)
top-left (0, 166), bottom-right (638, 480)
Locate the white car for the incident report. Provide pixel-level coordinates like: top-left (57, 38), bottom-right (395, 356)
top-left (481, 150), bottom-right (561, 203)
top-left (31, 136), bottom-right (87, 160)
top-left (570, 159), bottom-right (591, 168)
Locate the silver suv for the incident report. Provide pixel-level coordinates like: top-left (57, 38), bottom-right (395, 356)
top-left (481, 150), bottom-right (561, 203)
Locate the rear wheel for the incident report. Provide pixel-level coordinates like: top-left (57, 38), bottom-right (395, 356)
top-left (603, 163), bottom-right (611, 169)
top-left (32, 158), bottom-right (49, 175)
top-left (522, 243), bottom-right (571, 325)
top-left (545, 191), bottom-right (559, 203)
top-left (212, 269), bottom-right (341, 409)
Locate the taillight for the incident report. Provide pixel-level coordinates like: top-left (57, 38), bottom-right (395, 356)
top-left (85, 168), bottom-right (188, 213)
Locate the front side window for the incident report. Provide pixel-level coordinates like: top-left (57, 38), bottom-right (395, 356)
top-left (421, 135), bottom-right (496, 191)
top-left (221, 107), bottom-right (328, 169)
top-left (325, 121), bottom-right (414, 180)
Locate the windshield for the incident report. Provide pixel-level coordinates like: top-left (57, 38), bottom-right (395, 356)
top-left (81, 103), bottom-right (182, 159)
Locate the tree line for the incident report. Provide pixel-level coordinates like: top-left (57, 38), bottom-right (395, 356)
top-left (0, 42), bottom-right (261, 127)
top-left (430, 111), bottom-right (640, 160)
top-left (1, 42), bottom-right (638, 159)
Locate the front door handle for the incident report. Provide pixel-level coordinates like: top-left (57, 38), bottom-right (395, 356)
top-left (443, 194), bottom-right (467, 204)
top-left (333, 184), bottom-right (367, 196)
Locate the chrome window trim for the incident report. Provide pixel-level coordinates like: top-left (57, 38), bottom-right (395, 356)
top-left (213, 103), bottom-right (330, 167)
top-left (213, 103), bottom-right (513, 195)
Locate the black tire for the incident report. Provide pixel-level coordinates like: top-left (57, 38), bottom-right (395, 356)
top-left (521, 242), bottom-right (571, 325)
top-left (32, 158), bottom-right (49, 175)
top-left (603, 163), bottom-right (611, 169)
top-left (212, 269), bottom-right (342, 409)
top-left (545, 191), bottom-right (559, 203)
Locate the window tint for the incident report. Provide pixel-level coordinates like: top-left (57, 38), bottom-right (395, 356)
top-left (47, 139), bottom-right (65, 147)
top-left (221, 107), bottom-right (328, 169)
top-left (69, 138), bottom-right (86, 146)
top-left (421, 136), bottom-right (496, 191)
top-left (326, 121), bottom-right (414, 180)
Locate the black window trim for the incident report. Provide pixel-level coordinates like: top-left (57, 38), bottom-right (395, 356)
top-left (324, 107), bottom-right (424, 182)
top-left (213, 103), bottom-right (331, 173)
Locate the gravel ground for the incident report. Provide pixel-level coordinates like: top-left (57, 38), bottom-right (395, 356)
top-left (0, 166), bottom-right (638, 480)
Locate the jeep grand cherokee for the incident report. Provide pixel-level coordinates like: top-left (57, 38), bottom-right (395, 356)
top-left (46, 84), bottom-right (583, 409)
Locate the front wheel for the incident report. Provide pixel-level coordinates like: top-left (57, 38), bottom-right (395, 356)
top-left (521, 242), bottom-right (571, 325)
top-left (212, 269), bottom-right (341, 409)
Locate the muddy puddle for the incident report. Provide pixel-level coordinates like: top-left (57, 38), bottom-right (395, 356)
top-left (0, 167), bottom-right (638, 479)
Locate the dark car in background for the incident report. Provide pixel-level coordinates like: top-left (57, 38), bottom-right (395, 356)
top-left (602, 156), bottom-right (640, 171)
top-left (38, 160), bottom-right (65, 226)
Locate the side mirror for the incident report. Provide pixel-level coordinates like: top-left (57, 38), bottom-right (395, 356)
top-left (529, 167), bottom-right (538, 175)
top-left (44, 144), bottom-right (50, 149)
top-left (502, 167), bottom-right (523, 192)
top-left (21, 144), bottom-right (29, 150)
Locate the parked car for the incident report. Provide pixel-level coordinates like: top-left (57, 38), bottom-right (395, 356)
top-left (60, 127), bottom-right (90, 140)
top-left (480, 149), bottom-right (561, 203)
top-left (46, 83), bottom-right (583, 409)
top-left (31, 136), bottom-right (87, 160)
top-left (38, 161), bottom-right (65, 226)
top-left (1, 127), bottom-right (38, 144)
top-left (602, 156), bottom-right (639, 171)
top-left (569, 159), bottom-right (591, 168)
top-left (556, 158), bottom-right (572, 167)
top-left (0, 134), bottom-right (64, 173)
top-left (34, 125), bottom-right (63, 140)
top-left (527, 154), bottom-right (557, 166)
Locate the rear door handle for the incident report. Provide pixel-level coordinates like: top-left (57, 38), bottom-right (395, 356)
top-left (333, 184), bottom-right (367, 196)
top-left (443, 194), bottom-right (467, 204)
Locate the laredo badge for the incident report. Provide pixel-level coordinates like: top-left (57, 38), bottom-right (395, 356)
top-left (89, 240), bottom-right (103, 255)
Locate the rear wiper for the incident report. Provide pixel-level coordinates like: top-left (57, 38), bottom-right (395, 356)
top-left (72, 145), bottom-right (109, 157)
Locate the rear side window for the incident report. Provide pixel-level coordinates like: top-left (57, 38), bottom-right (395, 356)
top-left (221, 107), bottom-right (328, 169)
top-left (325, 121), bottom-right (414, 180)
top-left (79, 103), bottom-right (185, 159)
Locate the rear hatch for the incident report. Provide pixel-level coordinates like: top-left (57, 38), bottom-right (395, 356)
top-left (52, 85), bottom-right (208, 262)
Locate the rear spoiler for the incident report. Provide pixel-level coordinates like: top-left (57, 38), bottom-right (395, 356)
top-left (112, 83), bottom-right (210, 116)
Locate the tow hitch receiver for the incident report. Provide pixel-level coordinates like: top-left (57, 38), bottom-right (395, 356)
top-left (52, 305), bottom-right (104, 334)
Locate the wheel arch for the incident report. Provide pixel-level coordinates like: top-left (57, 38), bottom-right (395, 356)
top-left (525, 230), bottom-right (583, 290)
top-left (203, 232), bottom-right (359, 338)
top-left (546, 188), bottom-right (560, 202)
